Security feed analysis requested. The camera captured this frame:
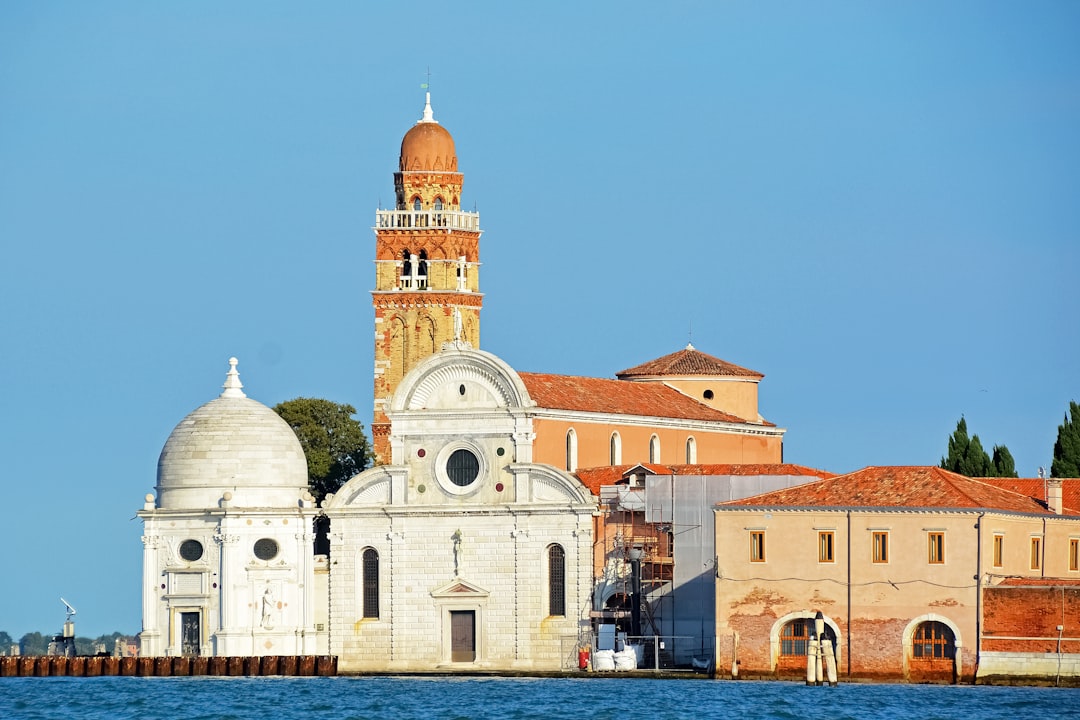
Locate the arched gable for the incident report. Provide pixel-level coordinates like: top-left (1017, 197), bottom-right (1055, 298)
top-left (324, 466), bottom-right (399, 508)
top-left (508, 463), bottom-right (594, 505)
top-left (391, 348), bottom-right (534, 412)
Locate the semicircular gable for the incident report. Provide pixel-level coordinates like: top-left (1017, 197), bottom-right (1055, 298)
top-left (391, 348), bottom-right (533, 412)
top-left (324, 466), bottom-right (394, 508)
top-left (512, 463), bottom-right (596, 505)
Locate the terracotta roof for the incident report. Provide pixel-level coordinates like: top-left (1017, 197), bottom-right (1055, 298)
top-left (720, 466), bottom-right (1059, 515)
top-left (997, 578), bottom-right (1080, 587)
top-left (976, 478), bottom-right (1080, 514)
top-left (518, 372), bottom-right (760, 425)
top-left (574, 463), bottom-right (832, 496)
top-left (616, 344), bottom-right (763, 380)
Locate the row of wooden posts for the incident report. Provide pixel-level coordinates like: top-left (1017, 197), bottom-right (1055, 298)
top-left (0, 655), bottom-right (337, 678)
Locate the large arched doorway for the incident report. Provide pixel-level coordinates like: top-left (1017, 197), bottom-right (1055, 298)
top-left (907, 619), bottom-right (958, 683)
top-left (772, 612), bottom-right (841, 675)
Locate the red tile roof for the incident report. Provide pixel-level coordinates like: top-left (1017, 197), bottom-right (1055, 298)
top-left (518, 372), bottom-right (761, 424)
top-left (976, 478), bottom-right (1080, 514)
top-left (720, 466), bottom-right (1058, 515)
top-left (616, 345), bottom-right (763, 380)
top-left (574, 463), bottom-right (833, 496)
top-left (997, 578), bottom-right (1080, 587)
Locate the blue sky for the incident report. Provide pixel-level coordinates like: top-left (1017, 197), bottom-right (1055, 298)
top-left (0, 2), bottom-right (1076, 638)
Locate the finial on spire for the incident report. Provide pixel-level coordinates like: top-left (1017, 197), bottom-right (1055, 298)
top-left (418, 68), bottom-right (438, 124)
top-left (221, 357), bottom-right (246, 398)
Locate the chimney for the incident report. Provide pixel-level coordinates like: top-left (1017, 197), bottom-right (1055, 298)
top-left (1048, 477), bottom-right (1063, 515)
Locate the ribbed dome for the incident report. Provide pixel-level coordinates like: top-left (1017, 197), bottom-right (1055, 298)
top-left (155, 358), bottom-right (309, 510)
top-left (398, 93), bottom-right (458, 172)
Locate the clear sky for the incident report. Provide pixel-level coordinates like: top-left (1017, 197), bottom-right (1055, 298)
top-left (1, 2), bottom-right (1076, 639)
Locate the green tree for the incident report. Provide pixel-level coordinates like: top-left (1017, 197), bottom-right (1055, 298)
top-left (1052, 401), bottom-right (1080, 478)
top-left (991, 445), bottom-right (1018, 478)
top-left (19, 632), bottom-right (47, 656)
top-left (942, 417), bottom-right (989, 476)
top-left (273, 398), bottom-right (372, 505)
top-left (0, 630), bottom-right (14, 654)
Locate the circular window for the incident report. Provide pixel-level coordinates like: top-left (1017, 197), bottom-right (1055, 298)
top-left (179, 540), bottom-right (203, 562)
top-left (703, 389), bottom-right (714, 400)
top-left (253, 538), bottom-right (279, 561)
top-left (447, 449), bottom-right (480, 487)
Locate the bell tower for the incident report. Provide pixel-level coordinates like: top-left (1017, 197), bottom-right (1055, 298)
top-left (371, 94), bottom-right (483, 462)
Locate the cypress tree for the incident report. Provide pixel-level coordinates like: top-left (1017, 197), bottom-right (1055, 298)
top-left (941, 416), bottom-right (994, 476)
top-left (991, 445), bottom-right (1018, 478)
top-left (1051, 401), bottom-right (1080, 478)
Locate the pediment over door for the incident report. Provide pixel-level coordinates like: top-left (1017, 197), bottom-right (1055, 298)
top-left (430, 578), bottom-right (489, 599)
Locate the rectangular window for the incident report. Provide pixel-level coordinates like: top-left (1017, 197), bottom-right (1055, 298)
top-left (818, 531), bottom-right (834, 563)
top-left (1030, 537), bottom-right (1042, 570)
top-left (872, 531), bottom-right (889, 564)
top-left (993, 535), bottom-right (1004, 568)
top-left (928, 532), bottom-right (945, 564)
top-left (749, 531), bottom-right (765, 562)
top-left (1071, 539), bottom-right (1079, 572)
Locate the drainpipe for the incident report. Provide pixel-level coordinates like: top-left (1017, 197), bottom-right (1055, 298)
top-left (846, 510), bottom-right (851, 677)
top-left (974, 512), bottom-right (984, 684)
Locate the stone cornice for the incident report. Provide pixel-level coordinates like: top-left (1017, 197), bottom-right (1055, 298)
top-left (527, 406), bottom-right (786, 437)
top-left (371, 291), bottom-right (484, 309)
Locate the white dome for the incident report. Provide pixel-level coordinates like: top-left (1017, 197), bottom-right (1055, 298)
top-left (155, 358), bottom-right (309, 510)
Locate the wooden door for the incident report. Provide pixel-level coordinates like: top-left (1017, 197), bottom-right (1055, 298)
top-left (180, 612), bottom-right (201, 657)
top-left (450, 611), bottom-right (475, 662)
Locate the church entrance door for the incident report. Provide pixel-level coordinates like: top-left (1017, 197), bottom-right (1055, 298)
top-left (450, 611), bottom-right (475, 662)
top-left (180, 612), bottom-right (201, 657)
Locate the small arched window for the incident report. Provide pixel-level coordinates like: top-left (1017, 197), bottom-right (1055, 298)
top-left (610, 432), bottom-right (622, 465)
top-left (434, 197), bottom-right (443, 211)
top-left (548, 544), bottom-right (566, 617)
top-left (685, 436), bottom-right (697, 464)
top-left (649, 435), bottom-right (661, 464)
top-left (417, 250), bottom-right (428, 288)
top-left (412, 197), bottom-right (422, 212)
top-left (362, 548), bottom-right (379, 619)
top-left (566, 428), bottom-right (578, 472)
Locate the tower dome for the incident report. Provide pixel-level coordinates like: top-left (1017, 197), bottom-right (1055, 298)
top-left (155, 358), bottom-right (309, 510)
top-left (399, 93), bottom-right (457, 172)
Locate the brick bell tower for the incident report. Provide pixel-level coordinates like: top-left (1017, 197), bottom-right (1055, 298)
top-left (371, 94), bottom-right (482, 463)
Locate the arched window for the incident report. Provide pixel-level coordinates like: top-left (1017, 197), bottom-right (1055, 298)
top-left (610, 432), bottom-right (622, 465)
top-left (548, 544), bottom-right (566, 617)
top-left (685, 436), bottom-right (697, 464)
top-left (566, 428), bottom-right (578, 472)
top-left (412, 197), bottom-right (422, 212)
top-left (362, 548), bottom-right (379, 619)
top-left (912, 621), bottom-right (955, 660)
top-left (649, 435), bottom-right (660, 464)
top-left (434, 197), bottom-right (443, 211)
top-left (417, 250), bottom-right (428, 288)
top-left (401, 249), bottom-right (412, 288)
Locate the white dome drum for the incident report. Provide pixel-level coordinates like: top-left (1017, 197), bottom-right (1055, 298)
top-left (155, 358), bottom-right (309, 510)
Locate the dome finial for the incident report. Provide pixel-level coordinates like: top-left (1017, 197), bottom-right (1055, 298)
top-left (221, 357), bottom-right (246, 398)
top-left (419, 91), bottom-right (438, 124)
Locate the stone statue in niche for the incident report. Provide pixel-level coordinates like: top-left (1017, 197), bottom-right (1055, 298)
top-left (260, 585), bottom-right (277, 629)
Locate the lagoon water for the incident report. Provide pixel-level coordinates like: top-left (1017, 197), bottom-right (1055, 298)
top-left (2, 676), bottom-right (1079, 720)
